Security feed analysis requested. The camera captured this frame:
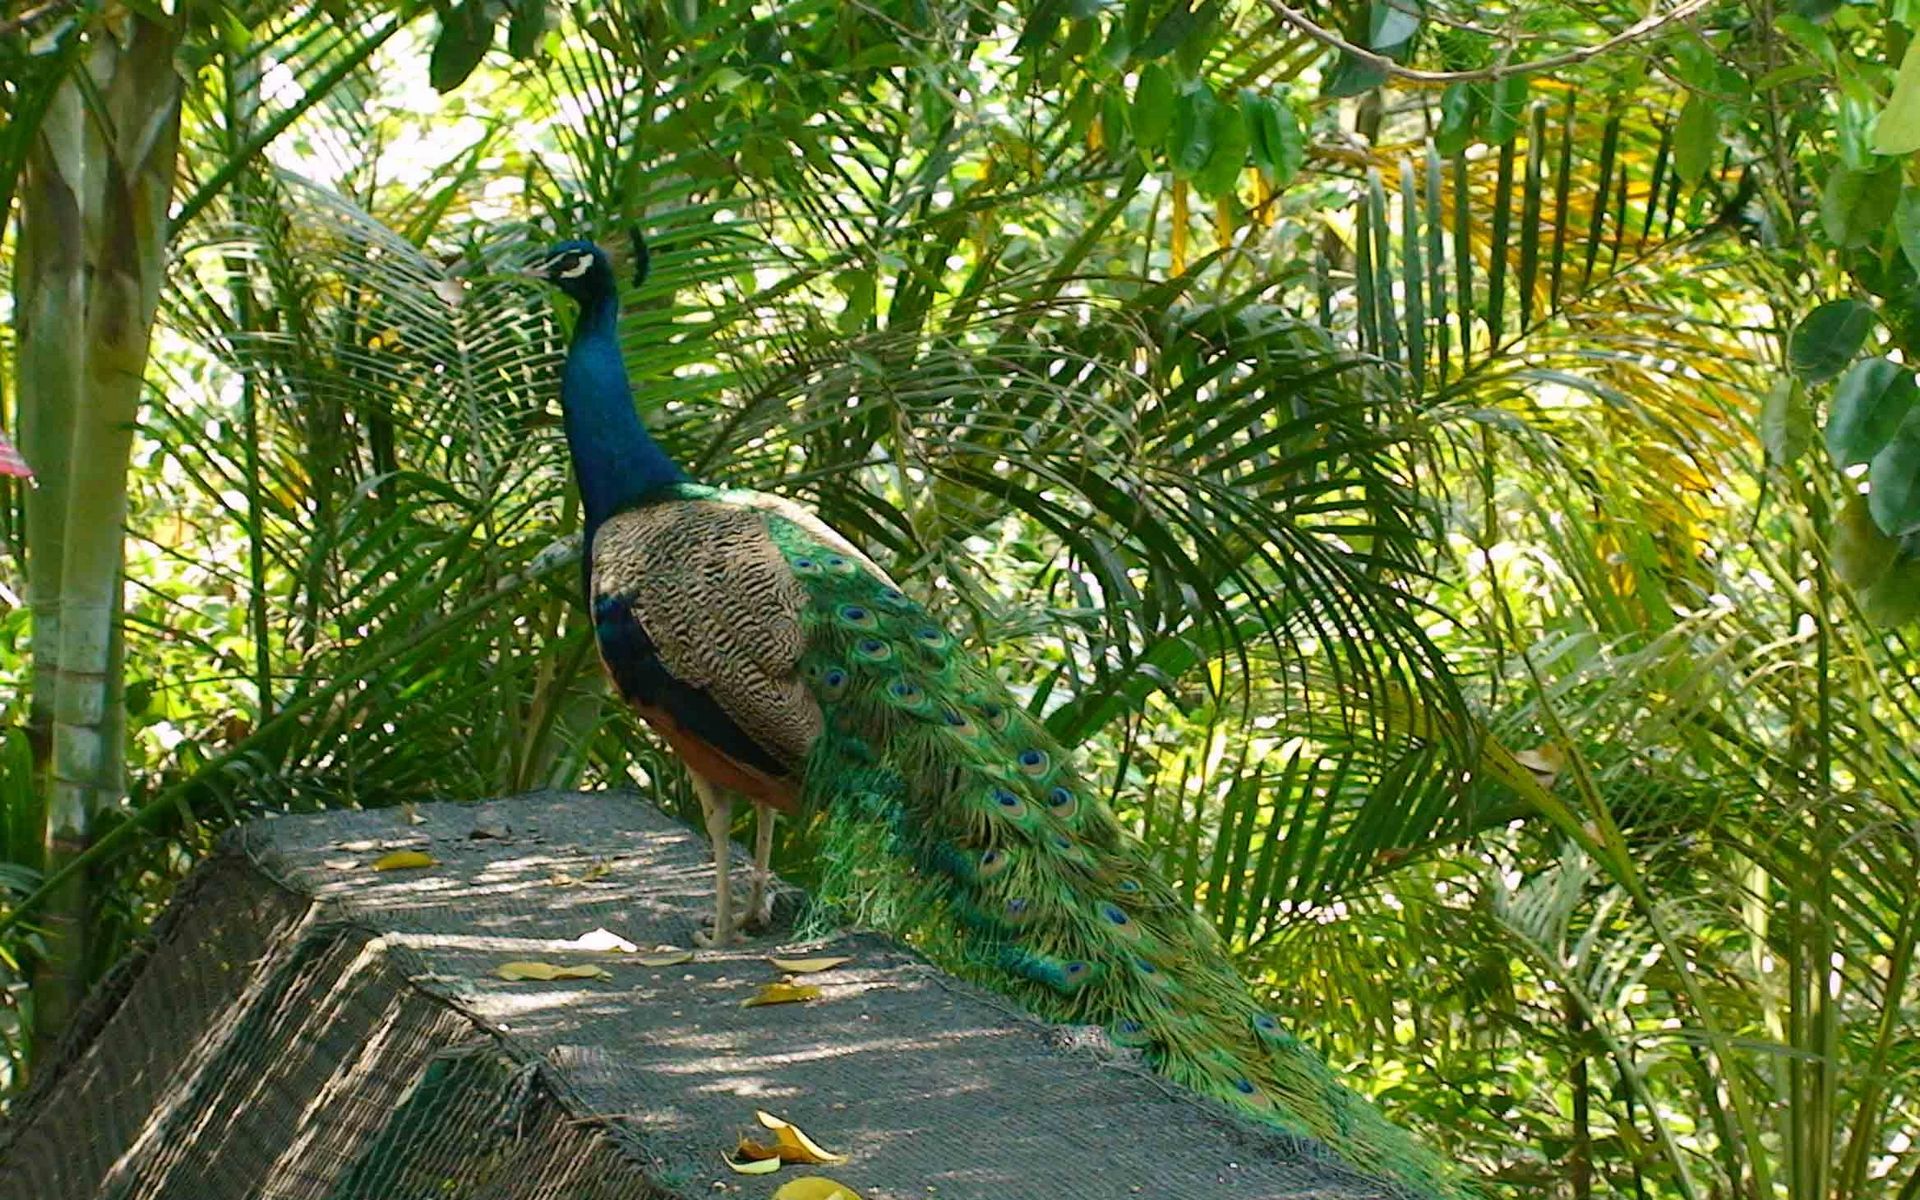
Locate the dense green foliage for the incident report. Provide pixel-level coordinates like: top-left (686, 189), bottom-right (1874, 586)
top-left (3, 1), bottom-right (1919, 1196)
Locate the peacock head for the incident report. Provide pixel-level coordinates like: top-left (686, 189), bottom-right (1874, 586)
top-left (526, 239), bottom-right (615, 305)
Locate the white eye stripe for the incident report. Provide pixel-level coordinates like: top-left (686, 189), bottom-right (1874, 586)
top-left (555, 252), bottom-right (594, 279)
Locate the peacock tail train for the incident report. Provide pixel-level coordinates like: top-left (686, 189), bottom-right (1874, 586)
top-left (719, 497), bottom-right (1467, 1200)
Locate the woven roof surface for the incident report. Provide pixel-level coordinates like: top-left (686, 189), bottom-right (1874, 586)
top-left (0, 791), bottom-right (1415, 1200)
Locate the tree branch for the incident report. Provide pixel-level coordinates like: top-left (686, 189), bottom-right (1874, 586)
top-left (1261, 0), bottom-right (1714, 86)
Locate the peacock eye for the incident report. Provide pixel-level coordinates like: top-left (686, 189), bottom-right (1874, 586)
top-left (554, 251), bottom-right (594, 279)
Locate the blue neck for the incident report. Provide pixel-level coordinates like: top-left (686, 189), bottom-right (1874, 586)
top-left (561, 290), bottom-right (689, 530)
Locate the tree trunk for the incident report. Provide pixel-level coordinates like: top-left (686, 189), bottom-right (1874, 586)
top-left (14, 11), bottom-right (181, 1068)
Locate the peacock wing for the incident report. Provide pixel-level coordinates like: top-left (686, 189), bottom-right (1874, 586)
top-left (716, 487), bottom-right (898, 588)
top-left (590, 497), bottom-right (825, 775)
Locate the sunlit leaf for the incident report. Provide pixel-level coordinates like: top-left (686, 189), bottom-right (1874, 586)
top-left (1761, 376), bottom-right (1812, 467)
top-left (743, 982), bottom-right (822, 1007)
top-left (371, 849), bottom-right (435, 871)
top-left (1872, 40), bottom-right (1920, 155)
top-left (1672, 93), bottom-right (1716, 185)
top-left (496, 961), bottom-right (612, 981)
top-left (768, 956), bottom-right (852, 973)
top-left (636, 949), bottom-right (696, 967)
top-left (755, 1110), bottom-right (849, 1164)
top-left (771, 1178), bottom-right (863, 1200)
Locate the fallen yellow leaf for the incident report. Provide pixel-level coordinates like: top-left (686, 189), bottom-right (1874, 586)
top-left (767, 956), bottom-right (852, 974)
top-left (742, 982), bottom-right (821, 1008)
top-left (635, 950), bottom-right (695, 967)
top-left (734, 1136), bottom-right (783, 1163)
top-left (495, 961), bottom-right (611, 982)
top-left (371, 850), bottom-right (435, 871)
top-left (772, 1177), bottom-right (863, 1200)
top-left (756, 1111), bottom-right (847, 1164)
top-left (549, 860), bottom-right (613, 887)
top-left (724, 1154), bottom-right (782, 1176)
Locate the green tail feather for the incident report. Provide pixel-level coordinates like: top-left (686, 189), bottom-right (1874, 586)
top-left (765, 514), bottom-right (1467, 1199)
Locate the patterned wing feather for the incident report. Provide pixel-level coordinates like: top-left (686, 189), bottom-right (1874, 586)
top-left (590, 492), bottom-right (824, 797)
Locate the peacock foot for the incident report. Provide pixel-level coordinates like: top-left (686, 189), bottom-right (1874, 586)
top-left (693, 911), bottom-right (746, 947)
top-left (740, 896), bottom-right (776, 934)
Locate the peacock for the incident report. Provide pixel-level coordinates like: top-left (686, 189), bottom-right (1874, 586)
top-left (528, 238), bottom-right (1462, 1198)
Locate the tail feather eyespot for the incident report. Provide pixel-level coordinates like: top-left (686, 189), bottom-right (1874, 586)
top-left (1111, 1017), bottom-right (1154, 1047)
top-left (819, 667), bottom-right (850, 701)
top-left (837, 603), bottom-right (878, 630)
top-left (976, 701), bottom-right (1010, 731)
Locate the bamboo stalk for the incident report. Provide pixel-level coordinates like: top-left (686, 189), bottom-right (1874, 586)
top-left (16, 12), bottom-right (182, 1065)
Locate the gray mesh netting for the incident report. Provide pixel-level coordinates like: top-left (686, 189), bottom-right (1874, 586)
top-left (0, 790), bottom-right (1419, 1199)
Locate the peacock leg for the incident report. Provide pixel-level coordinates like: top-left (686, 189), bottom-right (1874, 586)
top-left (744, 803), bottom-right (776, 930)
top-left (690, 775), bottom-right (740, 946)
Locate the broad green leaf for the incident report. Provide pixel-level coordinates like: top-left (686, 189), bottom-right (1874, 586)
top-left (429, 0), bottom-right (493, 93)
top-left (1242, 89), bottom-right (1278, 174)
top-left (1868, 407), bottom-right (1920, 535)
top-left (1833, 492), bottom-right (1897, 593)
top-left (1821, 166), bottom-right (1901, 248)
top-left (1138, 0), bottom-right (1207, 59)
top-left (1761, 376), bottom-right (1812, 467)
top-left (1272, 98), bottom-right (1305, 185)
top-left (1670, 38), bottom-right (1720, 92)
top-left (506, 0), bottom-right (545, 59)
top-left (1897, 188), bottom-right (1920, 272)
top-left (1672, 93), bottom-right (1716, 185)
top-left (1169, 84), bottom-right (1218, 180)
top-left (1789, 300), bottom-right (1875, 381)
top-left (1486, 75), bottom-right (1529, 145)
top-left (1325, 7), bottom-right (1401, 99)
top-left (1368, 0), bottom-right (1420, 52)
top-left (1776, 13), bottom-right (1837, 67)
top-left (1132, 62), bottom-right (1174, 150)
top-left (1754, 62), bottom-right (1825, 91)
top-left (1863, 556), bottom-right (1920, 625)
top-left (1194, 94), bottom-right (1250, 198)
top-left (1435, 83), bottom-right (1477, 156)
top-left (1871, 40), bottom-right (1920, 155)
top-left (1826, 357), bottom-right (1917, 466)
top-left (1324, 55), bottom-right (1387, 98)
top-left (1101, 89), bottom-right (1130, 155)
